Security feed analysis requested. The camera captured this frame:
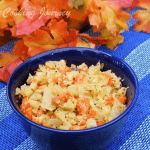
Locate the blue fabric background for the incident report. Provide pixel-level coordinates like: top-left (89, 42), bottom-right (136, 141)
top-left (0, 9), bottom-right (150, 149)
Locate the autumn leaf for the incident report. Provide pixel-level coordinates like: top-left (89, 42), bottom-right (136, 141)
top-left (105, 0), bottom-right (139, 9)
top-left (73, 0), bottom-right (85, 9)
top-left (80, 33), bottom-right (107, 45)
top-left (12, 40), bottom-right (30, 61)
top-left (87, 0), bottom-right (130, 35)
top-left (67, 0), bottom-right (92, 31)
top-left (133, 0), bottom-right (150, 33)
top-left (100, 27), bottom-right (124, 50)
top-left (0, 58), bottom-right (22, 83)
top-left (0, 29), bottom-right (4, 36)
top-left (22, 19), bottom-right (79, 57)
top-left (0, 0), bottom-right (22, 29)
top-left (27, 47), bottom-right (47, 57)
top-left (0, 52), bottom-right (19, 67)
top-left (76, 37), bottom-right (95, 48)
top-left (46, 0), bottom-right (70, 12)
top-left (69, 0), bottom-right (92, 21)
top-left (12, 0), bottom-right (49, 36)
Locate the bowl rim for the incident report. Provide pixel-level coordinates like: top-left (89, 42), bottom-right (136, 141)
top-left (7, 47), bottom-right (139, 133)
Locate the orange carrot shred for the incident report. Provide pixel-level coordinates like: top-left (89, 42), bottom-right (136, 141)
top-left (78, 118), bottom-right (87, 126)
top-left (70, 126), bottom-right (85, 130)
top-left (118, 96), bottom-right (127, 104)
top-left (105, 96), bottom-right (114, 106)
top-left (97, 121), bottom-right (105, 126)
top-left (88, 110), bottom-right (97, 118)
top-left (76, 99), bottom-right (90, 114)
top-left (24, 108), bottom-right (33, 120)
top-left (37, 107), bottom-right (44, 117)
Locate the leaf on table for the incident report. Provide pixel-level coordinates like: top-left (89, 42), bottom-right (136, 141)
top-left (27, 47), bottom-right (47, 57)
top-left (23, 19), bottom-right (79, 57)
top-left (133, 0), bottom-right (150, 33)
top-left (105, 0), bottom-right (139, 9)
top-left (100, 27), bottom-right (124, 50)
top-left (0, 58), bottom-right (23, 83)
top-left (73, 0), bottom-right (85, 9)
top-left (87, 0), bottom-right (130, 35)
top-left (12, 39), bottom-right (30, 61)
top-left (0, 0), bottom-right (22, 29)
top-left (0, 29), bottom-right (4, 36)
top-left (46, 0), bottom-right (70, 12)
top-left (0, 52), bottom-right (19, 67)
top-left (12, 0), bottom-right (49, 36)
top-left (76, 37), bottom-right (95, 48)
top-left (69, 0), bottom-right (92, 22)
top-left (79, 33), bottom-right (107, 45)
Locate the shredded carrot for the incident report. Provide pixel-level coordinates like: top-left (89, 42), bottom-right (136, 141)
top-left (76, 99), bottom-right (90, 114)
top-left (37, 69), bottom-right (42, 72)
top-left (21, 96), bottom-right (30, 112)
top-left (24, 108), bottom-right (33, 120)
top-left (105, 96), bottom-right (114, 106)
top-left (43, 123), bottom-right (51, 128)
top-left (70, 125), bottom-right (85, 130)
top-left (108, 80), bottom-right (114, 87)
top-left (32, 118), bottom-right (39, 124)
top-left (45, 66), bottom-right (51, 70)
top-left (52, 92), bottom-right (71, 104)
top-left (53, 75), bottom-right (66, 86)
top-left (50, 113), bottom-right (57, 119)
top-left (57, 66), bottom-right (71, 75)
top-left (75, 73), bottom-right (86, 84)
top-left (80, 66), bottom-right (88, 72)
top-left (78, 118), bottom-right (87, 126)
top-left (88, 110), bottom-right (97, 118)
top-left (97, 121), bottom-right (105, 126)
top-left (37, 107), bottom-right (44, 117)
top-left (37, 85), bottom-right (46, 90)
top-left (101, 73), bottom-right (114, 87)
top-left (118, 96), bottom-right (127, 104)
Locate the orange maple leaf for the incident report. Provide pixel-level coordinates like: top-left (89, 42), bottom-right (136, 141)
top-left (12, 40), bottom-right (30, 61)
top-left (100, 27), bottom-right (124, 50)
top-left (76, 37), bottom-right (95, 48)
top-left (0, 0), bottom-right (22, 29)
top-left (80, 33), bottom-right (107, 45)
top-left (0, 29), bottom-right (4, 36)
top-left (46, 0), bottom-right (70, 12)
top-left (0, 52), bottom-right (19, 67)
top-left (133, 0), bottom-right (150, 33)
top-left (12, 0), bottom-right (49, 36)
top-left (0, 58), bottom-right (22, 83)
top-left (88, 0), bottom-right (130, 35)
top-left (22, 19), bottom-right (79, 57)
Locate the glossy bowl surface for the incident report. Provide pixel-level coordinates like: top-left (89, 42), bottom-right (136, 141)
top-left (7, 47), bottom-right (139, 150)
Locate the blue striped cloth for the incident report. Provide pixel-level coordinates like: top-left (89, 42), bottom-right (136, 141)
top-left (0, 9), bottom-right (150, 150)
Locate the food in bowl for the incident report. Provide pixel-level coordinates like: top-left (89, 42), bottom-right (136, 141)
top-left (15, 59), bottom-right (129, 130)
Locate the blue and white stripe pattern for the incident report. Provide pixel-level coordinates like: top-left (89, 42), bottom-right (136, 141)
top-left (0, 9), bottom-right (150, 149)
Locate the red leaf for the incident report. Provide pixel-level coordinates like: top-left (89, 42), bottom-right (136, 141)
top-left (14, 0), bottom-right (49, 36)
top-left (23, 19), bottom-right (79, 57)
top-left (12, 40), bottom-right (30, 61)
top-left (0, 52), bottom-right (19, 67)
top-left (0, 29), bottom-right (4, 36)
top-left (105, 0), bottom-right (139, 9)
top-left (0, 58), bottom-right (23, 83)
top-left (80, 33), bottom-right (107, 45)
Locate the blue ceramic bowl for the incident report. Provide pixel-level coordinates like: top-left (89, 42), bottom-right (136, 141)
top-left (7, 47), bottom-right (139, 150)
